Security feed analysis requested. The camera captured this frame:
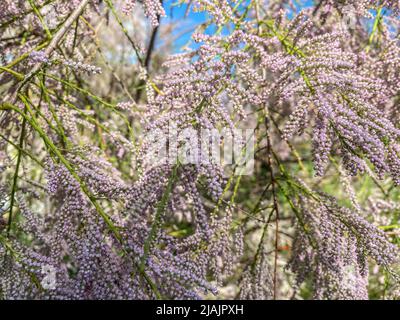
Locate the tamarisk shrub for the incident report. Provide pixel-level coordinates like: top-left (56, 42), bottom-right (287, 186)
top-left (0, 0), bottom-right (399, 300)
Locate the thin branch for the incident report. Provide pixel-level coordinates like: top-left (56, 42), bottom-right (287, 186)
top-left (265, 116), bottom-right (280, 300)
top-left (17, 0), bottom-right (91, 90)
top-left (135, 7), bottom-right (162, 101)
top-left (7, 108), bottom-right (27, 236)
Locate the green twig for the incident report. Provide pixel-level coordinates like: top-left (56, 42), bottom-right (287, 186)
top-left (7, 107), bottom-right (27, 235)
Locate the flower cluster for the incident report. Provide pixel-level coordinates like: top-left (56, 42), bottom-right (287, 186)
top-left (289, 195), bottom-right (398, 299)
top-left (122, 0), bottom-right (166, 27)
top-left (1, 0), bottom-right (399, 301)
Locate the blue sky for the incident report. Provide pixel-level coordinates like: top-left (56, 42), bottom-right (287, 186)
top-left (160, 0), bottom-right (314, 52)
top-left (159, 1), bottom-right (387, 53)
